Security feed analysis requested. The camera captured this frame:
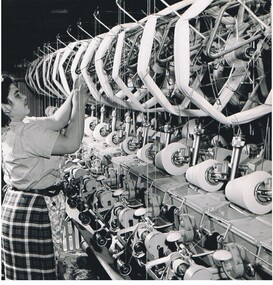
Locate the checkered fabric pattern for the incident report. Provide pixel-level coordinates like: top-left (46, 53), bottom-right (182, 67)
top-left (1, 189), bottom-right (56, 280)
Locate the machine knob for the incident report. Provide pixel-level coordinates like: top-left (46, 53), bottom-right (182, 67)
top-left (213, 250), bottom-right (232, 262)
top-left (97, 175), bottom-right (107, 182)
top-left (116, 259), bottom-right (132, 276)
top-left (111, 219), bottom-right (119, 229)
top-left (93, 232), bottom-right (107, 247)
top-left (133, 241), bottom-right (146, 256)
top-left (134, 207), bottom-right (147, 218)
top-left (113, 188), bottom-right (124, 197)
top-left (212, 249), bottom-right (232, 262)
top-left (167, 232), bottom-right (182, 243)
top-left (78, 211), bottom-right (91, 225)
top-left (172, 259), bottom-right (189, 278)
top-left (67, 197), bottom-right (78, 208)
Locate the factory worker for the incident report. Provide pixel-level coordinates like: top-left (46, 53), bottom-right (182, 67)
top-left (1, 75), bottom-right (89, 280)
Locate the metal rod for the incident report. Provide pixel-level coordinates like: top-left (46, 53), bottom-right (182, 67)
top-left (24, 59), bottom-right (31, 65)
top-left (236, 0), bottom-right (269, 30)
top-left (230, 135), bottom-right (245, 180)
top-left (159, 0), bottom-right (205, 39)
top-left (191, 124), bottom-right (204, 166)
top-left (66, 25), bottom-right (78, 41)
top-left (111, 109), bottom-right (117, 131)
top-left (93, 10), bottom-right (111, 31)
top-left (124, 112), bottom-right (131, 138)
top-left (100, 105), bottom-right (105, 123)
top-left (56, 34), bottom-right (67, 47)
top-left (37, 46), bottom-right (46, 56)
top-left (164, 124), bottom-right (171, 147)
top-left (116, 0), bottom-right (144, 28)
top-left (142, 123), bottom-right (150, 147)
top-left (77, 19), bottom-right (93, 38)
top-left (45, 43), bottom-right (56, 53)
top-left (33, 51), bottom-right (42, 59)
top-left (159, 0), bottom-right (181, 17)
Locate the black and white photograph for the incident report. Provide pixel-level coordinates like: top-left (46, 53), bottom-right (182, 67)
top-left (1, 0), bottom-right (272, 281)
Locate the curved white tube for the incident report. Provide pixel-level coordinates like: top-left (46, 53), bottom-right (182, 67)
top-left (112, 27), bottom-right (165, 112)
top-left (112, 30), bottom-right (144, 111)
top-left (174, 6), bottom-right (272, 125)
top-left (46, 53), bottom-right (65, 99)
top-left (42, 56), bottom-right (51, 95)
top-left (58, 41), bottom-right (78, 96)
top-left (80, 35), bottom-right (114, 106)
top-left (137, 14), bottom-right (207, 117)
top-left (27, 62), bottom-right (36, 92)
top-left (157, 0), bottom-right (194, 16)
top-left (25, 64), bottom-right (31, 87)
top-left (27, 58), bottom-right (40, 93)
top-left (95, 24), bottom-right (136, 109)
top-left (111, 0), bottom-right (203, 113)
top-left (71, 40), bottom-right (90, 82)
top-left (34, 57), bottom-right (48, 96)
top-left (37, 55), bottom-right (57, 98)
top-left (180, 0), bottom-right (213, 20)
top-left (52, 48), bottom-right (68, 97)
top-left (43, 55), bottom-right (59, 97)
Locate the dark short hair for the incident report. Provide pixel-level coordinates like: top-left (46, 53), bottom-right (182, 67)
top-left (1, 75), bottom-right (14, 127)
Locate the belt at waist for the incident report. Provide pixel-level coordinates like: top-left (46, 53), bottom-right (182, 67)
top-left (11, 184), bottom-right (62, 197)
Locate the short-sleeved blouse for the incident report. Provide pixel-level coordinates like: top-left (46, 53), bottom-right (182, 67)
top-left (2, 117), bottom-right (61, 190)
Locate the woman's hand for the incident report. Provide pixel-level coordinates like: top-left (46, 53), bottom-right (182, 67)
top-left (73, 74), bottom-right (85, 91)
top-left (73, 75), bottom-right (89, 106)
top-left (52, 75), bottom-right (89, 155)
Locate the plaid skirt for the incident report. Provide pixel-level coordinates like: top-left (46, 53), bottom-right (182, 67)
top-left (1, 188), bottom-right (65, 280)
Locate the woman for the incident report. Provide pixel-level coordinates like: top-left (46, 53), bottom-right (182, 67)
top-left (1, 75), bottom-right (89, 280)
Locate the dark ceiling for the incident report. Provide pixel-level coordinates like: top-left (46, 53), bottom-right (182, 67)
top-left (2, 0), bottom-right (177, 73)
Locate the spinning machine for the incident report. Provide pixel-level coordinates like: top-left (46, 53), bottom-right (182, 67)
top-left (25, 0), bottom-right (272, 280)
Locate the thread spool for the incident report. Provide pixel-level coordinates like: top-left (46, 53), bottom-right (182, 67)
top-left (181, 119), bottom-right (197, 139)
top-left (136, 143), bottom-right (154, 164)
top-left (184, 264), bottom-right (212, 280)
top-left (120, 136), bottom-right (139, 155)
top-left (82, 175), bottom-right (96, 194)
top-left (211, 135), bottom-right (228, 147)
top-left (155, 142), bottom-right (189, 176)
top-left (71, 167), bottom-right (87, 179)
top-left (64, 160), bottom-right (75, 169)
top-left (172, 259), bottom-right (190, 278)
top-left (105, 131), bottom-right (121, 147)
top-left (144, 231), bottom-right (168, 260)
top-left (92, 122), bottom-right (108, 142)
top-left (84, 116), bottom-right (98, 137)
top-left (225, 171), bottom-right (272, 215)
top-left (179, 138), bottom-right (193, 148)
top-left (118, 208), bottom-right (137, 228)
top-left (185, 159), bottom-right (224, 192)
top-left (98, 191), bottom-right (116, 208)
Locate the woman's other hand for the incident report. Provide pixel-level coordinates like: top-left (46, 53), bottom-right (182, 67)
top-left (73, 75), bottom-right (89, 106)
top-left (73, 74), bottom-right (85, 91)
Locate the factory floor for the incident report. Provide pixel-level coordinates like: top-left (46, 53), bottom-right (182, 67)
top-left (58, 219), bottom-right (99, 280)
top-left (58, 251), bottom-right (98, 280)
